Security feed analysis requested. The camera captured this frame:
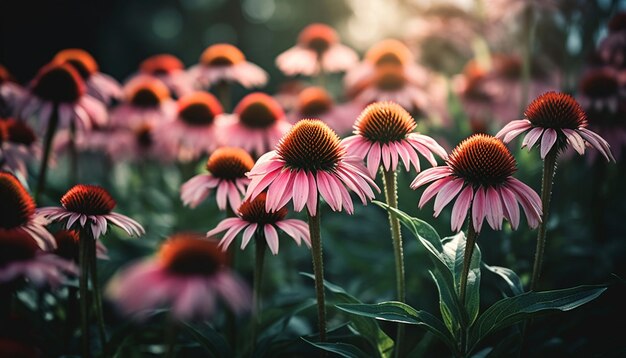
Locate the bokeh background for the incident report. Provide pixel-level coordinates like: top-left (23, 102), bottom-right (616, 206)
top-left (2, 0), bottom-right (626, 357)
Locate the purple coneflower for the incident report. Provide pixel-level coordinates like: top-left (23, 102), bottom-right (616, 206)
top-left (181, 147), bottom-right (254, 212)
top-left (276, 23), bottom-right (358, 77)
top-left (0, 119), bottom-right (39, 182)
top-left (411, 133), bottom-right (542, 304)
top-left (110, 75), bottom-right (176, 130)
top-left (218, 92), bottom-right (292, 158)
top-left (154, 91), bottom-right (223, 161)
top-left (53, 48), bottom-right (122, 105)
top-left (106, 233), bottom-right (251, 321)
top-left (138, 54), bottom-right (194, 98)
top-left (244, 119), bottom-right (379, 342)
top-left (0, 172), bottom-right (55, 250)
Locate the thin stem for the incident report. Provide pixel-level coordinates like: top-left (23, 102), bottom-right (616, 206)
top-left (88, 236), bottom-right (107, 349)
top-left (307, 195), bottom-right (327, 346)
top-left (530, 149), bottom-right (558, 291)
top-left (459, 220), bottom-right (478, 306)
top-left (382, 169), bottom-right (405, 358)
top-left (164, 319), bottom-right (179, 358)
top-left (250, 233), bottom-right (266, 354)
top-left (316, 56), bottom-right (327, 89)
top-left (79, 232), bottom-right (91, 358)
top-left (35, 103), bottom-right (60, 203)
top-left (216, 81), bottom-right (231, 113)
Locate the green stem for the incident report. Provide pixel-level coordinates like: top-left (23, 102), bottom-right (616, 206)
top-left (164, 319), bottom-right (179, 358)
top-left (79, 232), bottom-right (91, 358)
top-left (459, 220), bottom-right (478, 308)
top-left (316, 56), bottom-right (327, 89)
top-left (88, 236), bottom-right (107, 349)
top-left (530, 149), bottom-right (558, 291)
top-left (307, 196), bottom-right (327, 346)
top-left (250, 233), bottom-right (266, 354)
top-left (35, 103), bottom-right (60, 203)
top-left (382, 169), bottom-right (405, 357)
top-left (217, 81), bottom-right (231, 113)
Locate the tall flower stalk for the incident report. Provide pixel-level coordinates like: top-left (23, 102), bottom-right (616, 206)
top-left (244, 119), bottom-right (379, 345)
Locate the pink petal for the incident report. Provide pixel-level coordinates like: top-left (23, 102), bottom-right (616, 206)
top-left (366, 142), bottom-right (381, 178)
top-left (264, 224), bottom-right (280, 255)
top-left (471, 187), bottom-right (486, 232)
top-left (418, 177), bottom-right (451, 208)
top-left (485, 187), bottom-right (503, 230)
top-left (522, 127), bottom-right (544, 150)
top-left (240, 223), bottom-right (257, 250)
top-left (292, 170), bottom-right (310, 212)
top-left (306, 171), bottom-right (318, 216)
top-left (540, 128), bottom-right (558, 159)
top-left (433, 178), bottom-right (464, 216)
top-left (451, 186), bottom-right (473, 232)
top-left (411, 166), bottom-right (451, 189)
top-left (499, 186), bottom-right (520, 229)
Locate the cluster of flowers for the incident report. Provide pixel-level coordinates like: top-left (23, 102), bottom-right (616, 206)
top-left (0, 17), bottom-right (620, 356)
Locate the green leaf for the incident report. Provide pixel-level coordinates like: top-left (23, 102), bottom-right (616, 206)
top-left (482, 263), bottom-right (524, 297)
top-left (336, 301), bottom-right (457, 354)
top-left (300, 272), bottom-right (394, 358)
top-left (468, 284), bottom-right (608, 351)
top-left (301, 338), bottom-right (370, 358)
top-left (441, 232), bottom-right (481, 325)
top-left (182, 322), bottom-right (232, 358)
top-left (372, 201), bottom-right (441, 249)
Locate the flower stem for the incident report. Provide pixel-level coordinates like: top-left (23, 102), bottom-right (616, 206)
top-left (530, 149), bottom-right (558, 291)
top-left (164, 319), bottom-right (179, 358)
top-left (88, 236), bottom-right (107, 349)
top-left (69, 120), bottom-right (79, 185)
top-left (459, 220), bottom-right (478, 305)
top-left (382, 168), bottom-right (405, 357)
top-left (78, 232), bottom-right (91, 358)
top-left (251, 233), bottom-right (266, 353)
top-left (307, 195), bottom-right (327, 346)
top-left (316, 57), bottom-right (326, 89)
top-left (216, 81), bottom-right (231, 113)
top-left (35, 103), bottom-right (60, 203)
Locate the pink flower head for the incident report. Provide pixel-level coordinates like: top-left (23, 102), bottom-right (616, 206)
top-left (496, 91), bottom-right (615, 161)
top-left (0, 229), bottom-right (77, 289)
top-left (19, 62), bottom-right (107, 133)
top-left (52, 48), bottom-right (123, 105)
top-left (207, 192), bottom-right (310, 255)
top-left (110, 75), bottom-right (176, 129)
top-left (138, 54), bottom-right (194, 98)
top-left (288, 86), bottom-right (363, 136)
top-left (577, 67), bottom-right (626, 162)
top-left (276, 23), bottom-right (358, 76)
top-left (38, 184), bottom-right (145, 240)
top-left (342, 101), bottom-right (447, 178)
top-left (0, 172), bottom-right (55, 250)
top-left (0, 65), bottom-right (26, 117)
top-left (245, 119), bottom-right (380, 216)
top-left (217, 92), bottom-right (292, 158)
top-left (181, 147), bottom-right (254, 212)
top-left (0, 119), bottom-right (40, 181)
top-left (411, 134), bottom-right (542, 233)
top-left (106, 233), bottom-right (251, 321)
top-left (153, 91), bottom-right (224, 161)
top-left (101, 123), bottom-right (176, 164)
top-left (188, 43), bottom-right (268, 89)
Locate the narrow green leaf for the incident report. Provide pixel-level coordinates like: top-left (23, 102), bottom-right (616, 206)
top-left (182, 322), bottom-right (232, 358)
top-left (300, 272), bottom-right (394, 358)
top-left (301, 338), bottom-right (370, 358)
top-left (442, 232), bottom-right (481, 325)
top-left (336, 301), bottom-right (457, 353)
top-left (373, 201), bottom-right (441, 249)
top-left (482, 263), bottom-right (524, 297)
top-left (469, 285), bottom-right (608, 351)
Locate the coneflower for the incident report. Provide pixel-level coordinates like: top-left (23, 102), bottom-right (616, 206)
top-left (244, 119), bottom-right (379, 344)
top-left (138, 53), bottom-right (194, 98)
top-left (1, 118), bottom-right (39, 183)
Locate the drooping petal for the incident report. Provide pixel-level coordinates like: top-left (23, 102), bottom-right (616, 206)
top-left (264, 224), bottom-right (280, 255)
top-left (450, 186), bottom-right (473, 232)
top-left (540, 128), bottom-right (558, 159)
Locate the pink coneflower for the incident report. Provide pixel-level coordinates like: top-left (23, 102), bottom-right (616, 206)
top-left (577, 68), bottom-right (626, 162)
top-left (137, 54), bottom-right (194, 98)
top-left (288, 86), bottom-right (362, 136)
top-left (342, 101), bottom-right (447, 178)
top-left (0, 172), bottom-right (55, 250)
top-left (106, 233), bottom-right (251, 321)
top-left (53, 229), bottom-right (108, 262)
top-left (19, 62), bottom-right (107, 133)
top-left (496, 91), bottom-right (615, 161)
top-left (411, 134), bottom-right (542, 233)
top-left (53, 48), bottom-right (122, 105)
top-left (207, 192), bottom-right (310, 255)
top-left (344, 39), bottom-right (427, 96)
top-left (245, 119), bottom-right (379, 216)
top-left (597, 12), bottom-right (626, 70)
top-left (0, 65), bottom-right (25, 117)
top-left (109, 75), bottom-right (176, 130)
top-left (188, 44), bottom-right (268, 89)
top-left (0, 119), bottom-right (40, 181)
top-left (218, 92), bottom-right (292, 158)
top-left (244, 119), bottom-right (379, 342)
top-left (0, 229), bottom-right (77, 289)
top-left (101, 123), bottom-right (176, 164)
top-left (181, 147), bottom-right (254, 212)
top-left (153, 91), bottom-right (224, 161)
top-left (276, 23), bottom-right (358, 77)
top-left (37, 184), bottom-right (145, 239)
